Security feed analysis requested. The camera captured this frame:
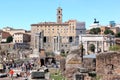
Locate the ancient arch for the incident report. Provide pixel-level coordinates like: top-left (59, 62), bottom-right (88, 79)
top-left (79, 35), bottom-right (115, 55)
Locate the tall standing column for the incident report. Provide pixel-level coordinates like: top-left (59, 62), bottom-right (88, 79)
top-left (38, 34), bottom-right (41, 51)
top-left (53, 37), bottom-right (57, 52)
top-left (34, 33), bottom-right (40, 52)
top-left (34, 36), bottom-right (37, 49)
top-left (58, 36), bottom-right (60, 51)
top-left (95, 41), bottom-right (98, 53)
top-left (85, 41), bottom-right (88, 55)
top-left (101, 41), bottom-right (104, 52)
top-left (40, 31), bottom-right (44, 49)
top-left (108, 41), bottom-right (111, 50)
top-left (113, 37), bottom-right (115, 46)
top-left (55, 37), bottom-right (57, 52)
top-left (53, 38), bottom-right (55, 52)
top-left (57, 32), bottom-right (60, 51)
top-left (105, 41), bottom-right (108, 51)
top-left (54, 37), bottom-right (56, 52)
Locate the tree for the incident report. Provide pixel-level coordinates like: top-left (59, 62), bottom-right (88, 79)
top-left (104, 29), bottom-right (114, 35)
top-left (96, 28), bottom-right (101, 34)
top-left (115, 32), bottom-right (120, 37)
top-left (89, 28), bottom-right (101, 34)
top-left (7, 36), bottom-right (13, 43)
top-left (89, 28), bottom-right (96, 34)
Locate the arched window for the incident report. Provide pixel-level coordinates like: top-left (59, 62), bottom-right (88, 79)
top-left (59, 11), bottom-right (60, 13)
top-left (59, 16), bottom-right (60, 19)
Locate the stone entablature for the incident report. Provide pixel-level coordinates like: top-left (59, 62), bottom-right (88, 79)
top-left (31, 22), bottom-right (68, 26)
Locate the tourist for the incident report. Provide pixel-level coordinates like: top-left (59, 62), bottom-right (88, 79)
top-left (9, 68), bottom-right (14, 80)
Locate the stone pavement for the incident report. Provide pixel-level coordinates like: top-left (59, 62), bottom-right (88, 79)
top-left (0, 72), bottom-right (50, 80)
top-left (0, 77), bottom-right (27, 80)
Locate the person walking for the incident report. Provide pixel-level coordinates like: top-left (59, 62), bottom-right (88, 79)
top-left (9, 68), bottom-right (14, 80)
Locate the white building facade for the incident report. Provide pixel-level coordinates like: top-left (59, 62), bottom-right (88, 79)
top-left (13, 33), bottom-right (30, 43)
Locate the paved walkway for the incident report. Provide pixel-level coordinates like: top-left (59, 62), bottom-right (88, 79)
top-left (0, 72), bottom-right (50, 80)
top-left (0, 77), bottom-right (27, 80)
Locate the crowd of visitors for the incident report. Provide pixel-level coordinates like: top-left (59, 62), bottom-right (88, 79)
top-left (0, 59), bottom-right (36, 79)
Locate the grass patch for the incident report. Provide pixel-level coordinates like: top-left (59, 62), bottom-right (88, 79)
top-left (50, 70), bottom-right (66, 80)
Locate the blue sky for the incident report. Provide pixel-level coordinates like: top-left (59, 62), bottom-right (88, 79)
top-left (0, 0), bottom-right (120, 30)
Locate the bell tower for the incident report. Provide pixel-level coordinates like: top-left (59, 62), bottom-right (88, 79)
top-left (57, 7), bottom-right (62, 23)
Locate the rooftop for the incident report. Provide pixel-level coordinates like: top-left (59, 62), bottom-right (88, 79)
top-left (31, 22), bottom-right (68, 26)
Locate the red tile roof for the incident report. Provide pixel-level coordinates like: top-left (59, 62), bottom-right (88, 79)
top-left (0, 31), bottom-right (11, 39)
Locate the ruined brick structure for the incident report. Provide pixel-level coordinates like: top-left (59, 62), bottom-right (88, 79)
top-left (96, 51), bottom-right (120, 80)
top-left (64, 49), bottom-right (96, 80)
top-left (65, 49), bottom-right (82, 80)
top-left (83, 58), bottom-right (96, 71)
top-left (60, 58), bottom-right (66, 72)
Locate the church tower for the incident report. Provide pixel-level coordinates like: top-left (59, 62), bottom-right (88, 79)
top-left (57, 7), bottom-right (62, 23)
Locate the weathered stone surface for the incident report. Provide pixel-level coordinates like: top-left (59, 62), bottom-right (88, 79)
top-left (84, 75), bottom-right (92, 80)
top-left (96, 51), bottom-right (120, 80)
top-left (60, 58), bottom-right (66, 72)
top-left (65, 68), bottom-right (78, 80)
top-left (65, 49), bottom-right (82, 80)
top-left (83, 58), bottom-right (96, 71)
top-left (66, 49), bottom-right (82, 69)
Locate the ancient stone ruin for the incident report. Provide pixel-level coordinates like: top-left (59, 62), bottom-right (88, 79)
top-left (65, 49), bottom-right (83, 80)
top-left (96, 51), bottom-right (120, 80)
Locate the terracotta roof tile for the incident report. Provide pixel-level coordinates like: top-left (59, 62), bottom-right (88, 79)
top-left (0, 31), bottom-right (11, 39)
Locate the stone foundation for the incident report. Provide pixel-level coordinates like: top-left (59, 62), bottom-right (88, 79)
top-left (96, 51), bottom-right (120, 80)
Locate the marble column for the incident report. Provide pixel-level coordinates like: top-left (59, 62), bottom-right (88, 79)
top-left (107, 40), bottom-right (111, 51)
top-left (36, 34), bottom-right (39, 50)
top-left (55, 37), bottom-right (57, 52)
top-left (40, 31), bottom-right (44, 49)
top-left (34, 36), bottom-right (37, 49)
top-left (85, 41), bottom-right (88, 55)
top-left (34, 33), bottom-right (40, 52)
top-left (57, 33), bottom-right (60, 51)
top-left (111, 37), bottom-right (114, 46)
top-left (95, 41), bottom-right (98, 53)
top-left (53, 38), bottom-right (55, 52)
top-left (101, 41), bottom-right (104, 52)
top-left (53, 37), bottom-right (58, 52)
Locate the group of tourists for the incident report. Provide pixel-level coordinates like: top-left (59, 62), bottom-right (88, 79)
top-left (0, 60), bottom-right (36, 79)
